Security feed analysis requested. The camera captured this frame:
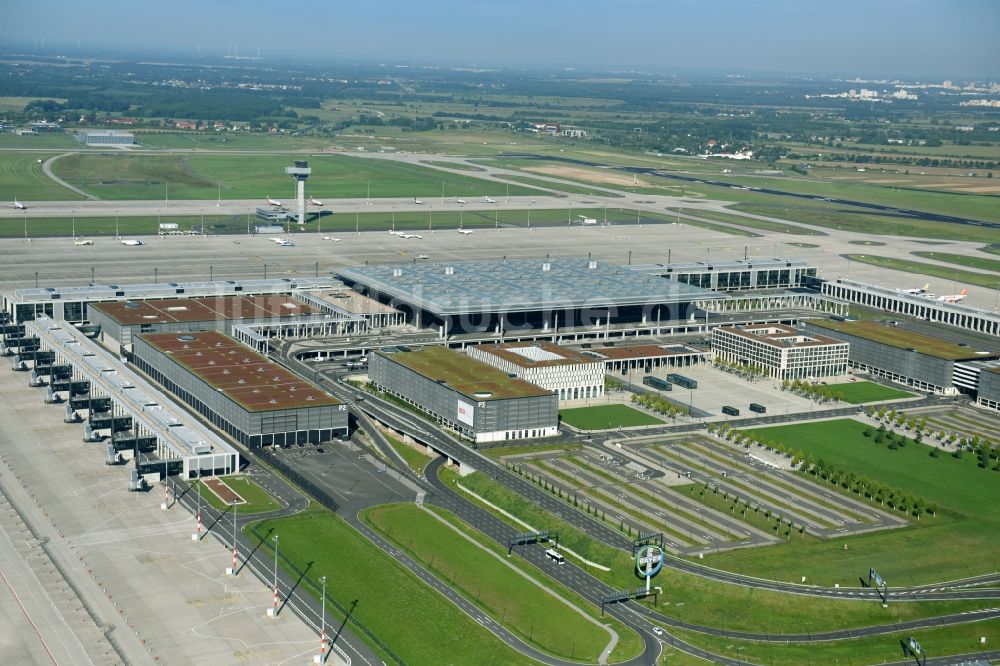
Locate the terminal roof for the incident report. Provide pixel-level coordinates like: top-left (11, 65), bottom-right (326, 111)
top-left (338, 258), bottom-right (722, 317)
top-left (92, 295), bottom-right (318, 325)
top-left (474, 341), bottom-right (597, 368)
top-left (583, 343), bottom-right (704, 361)
top-left (140, 330), bottom-right (340, 411)
top-left (380, 346), bottom-right (551, 400)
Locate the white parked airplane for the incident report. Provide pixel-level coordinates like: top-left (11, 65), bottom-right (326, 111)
top-left (13, 199), bottom-right (26, 210)
top-left (578, 215), bottom-right (598, 225)
top-left (269, 237), bottom-right (293, 246)
top-left (120, 239), bottom-right (144, 246)
top-left (74, 239), bottom-right (93, 246)
top-left (901, 283), bottom-right (931, 295)
top-left (413, 198), bottom-right (424, 205)
top-left (416, 253), bottom-right (429, 259)
top-left (456, 198), bottom-right (467, 205)
top-left (484, 196), bottom-right (496, 204)
top-left (310, 197), bottom-right (323, 206)
top-left (266, 196), bottom-right (283, 207)
top-left (322, 236), bottom-right (341, 242)
top-left (457, 228), bottom-right (474, 235)
top-left (388, 229), bottom-right (401, 236)
top-left (936, 288), bottom-right (968, 303)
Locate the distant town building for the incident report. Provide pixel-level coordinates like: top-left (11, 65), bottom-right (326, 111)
top-left (75, 129), bottom-right (135, 145)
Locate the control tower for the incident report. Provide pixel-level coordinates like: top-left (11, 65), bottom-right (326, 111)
top-left (284, 160), bottom-right (311, 225)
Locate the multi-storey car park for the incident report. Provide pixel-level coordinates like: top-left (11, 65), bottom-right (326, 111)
top-left (805, 318), bottom-right (1000, 398)
top-left (467, 341), bottom-right (605, 401)
top-left (711, 323), bottom-right (850, 381)
top-left (132, 330), bottom-right (348, 447)
top-left (368, 345), bottom-right (558, 443)
top-left (337, 257), bottom-right (725, 337)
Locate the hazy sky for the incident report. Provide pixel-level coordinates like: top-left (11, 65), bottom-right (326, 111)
top-left (6, 0), bottom-right (999, 79)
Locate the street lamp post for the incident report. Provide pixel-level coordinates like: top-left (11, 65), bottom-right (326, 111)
top-left (268, 534), bottom-right (279, 617)
top-left (318, 575), bottom-right (327, 662)
top-left (226, 500), bottom-right (238, 575)
top-left (191, 476), bottom-right (202, 540)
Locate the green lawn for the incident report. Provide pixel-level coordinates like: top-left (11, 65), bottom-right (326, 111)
top-left (0, 152), bottom-right (86, 201)
top-left (454, 471), bottom-right (990, 634)
top-left (559, 404), bottom-right (664, 430)
top-left (191, 476), bottom-right (282, 514)
top-left (912, 250), bottom-right (1000, 273)
top-left (50, 153), bottom-right (547, 201)
top-left (363, 503), bottom-right (636, 663)
top-left (671, 618), bottom-right (1000, 666)
top-left (707, 419), bottom-right (1000, 584)
top-left (823, 381), bottom-right (915, 404)
top-left (14, 215), bottom-right (233, 238)
top-left (842, 253), bottom-right (1000, 290)
top-left (249, 505), bottom-right (530, 665)
top-left (502, 174), bottom-right (623, 196)
top-left (675, 207), bottom-right (826, 236)
top-left (419, 160), bottom-right (486, 171)
top-left (383, 434), bottom-right (434, 474)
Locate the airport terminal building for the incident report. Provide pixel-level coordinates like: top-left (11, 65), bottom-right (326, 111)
top-left (468, 341), bottom-right (605, 401)
top-left (368, 346), bottom-right (558, 443)
top-left (338, 258), bottom-right (724, 336)
top-left (712, 324), bottom-right (849, 381)
top-left (132, 330), bottom-right (347, 447)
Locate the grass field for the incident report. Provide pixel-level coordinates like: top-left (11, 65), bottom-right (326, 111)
top-left (250, 505), bottom-right (530, 665)
top-left (419, 160), bottom-right (485, 171)
top-left (363, 503), bottom-right (638, 662)
top-left (50, 153), bottom-right (547, 200)
top-left (674, 207), bottom-right (826, 236)
top-left (0, 152), bottom-right (87, 201)
top-left (0, 133), bottom-right (82, 149)
top-left (191, 476), bottom-right (282, 514)
top-left (383, 434), bottom-right (434, 474)
top-left (671, 617), bottom-right (1000, 666)
top-left (501, 174), bottom-right (623, 196)
top-left (0, 96), bottom-right (67, 111)
top-left (559, 404), bottom-right (664, 430)
top-left (453, 470), bottom-right (990, 634)
top-left (912, 250), bottom-right (1000, 273)
top-left (708, 419), bottom-right (1000, 584)
top-left (11, 215), bottom-right (233, 238)
top-left (822, 381), bottom-right (916, 404)
top-left (842, 253), bottom-right (1000, 289)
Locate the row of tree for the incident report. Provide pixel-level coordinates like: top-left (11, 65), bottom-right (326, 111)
top-left (708, 422), bottom-right (804, 467)
top-left (631, 392), bottom-right (687, 419)
top-left (866, 406), bottom-right (999, 470)
top-left (712, 357), bottom-right (767, 381)
top-left (780, 379), bottom-right (847, 404)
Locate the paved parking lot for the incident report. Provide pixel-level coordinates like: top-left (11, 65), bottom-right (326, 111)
top-left (0, 371), bottom-right (331, 666)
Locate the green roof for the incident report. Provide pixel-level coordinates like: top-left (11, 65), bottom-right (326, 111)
top-left (809, 319), bottom-right (987, 361)
top-left (382, 346), bottom-right (551, 400)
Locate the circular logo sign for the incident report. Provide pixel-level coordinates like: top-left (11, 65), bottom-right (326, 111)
top-left (635, 544), bottom-right (664, 578)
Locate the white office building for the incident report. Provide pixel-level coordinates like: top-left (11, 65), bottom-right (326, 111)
top-left (712, 324), bottom-right (849, 381)
top-left (76, 129), bottom-right (136, 145)
top-left (468, 341), bottom-right (605, 401)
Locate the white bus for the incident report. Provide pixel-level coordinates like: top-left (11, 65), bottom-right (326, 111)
top-left (545, 548), bottom-right (565, 564)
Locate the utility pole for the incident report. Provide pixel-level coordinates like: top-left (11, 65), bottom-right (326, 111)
top-left (318, 575), bottom-right (327, 662)
top-left (267, 534), bottom-right (279, 617)
top-left (226, 500), bottom-right (238, 575)
top-left (192, 477), bottom-right (202, 540)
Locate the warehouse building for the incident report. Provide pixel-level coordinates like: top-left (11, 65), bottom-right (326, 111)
top-left (89, 294), bottom-right (322, 349)
top-left (132, 330), bottom-right (347, 447)
top-left (338, 257), bottom-right (723, 336)
top-left (468, 341), bottom-right (605, 401)
top-left (712, 324), bottom-right (849, 381)
top-left (805, 319), bottom-right (1000, 395)
top-left (368, 346), bottom-right (558, 443)
top-left (75, 129), bottom-right (135, 145)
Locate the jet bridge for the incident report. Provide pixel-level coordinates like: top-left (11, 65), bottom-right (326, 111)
top-left (26, 317), bottom-right (239, 478)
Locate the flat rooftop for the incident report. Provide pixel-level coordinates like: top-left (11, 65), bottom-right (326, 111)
top-left (809, 319), bottom-right (996, 361)
top-left (92, 295), bottom-right (318, 326)
top-left (337, 258), bottom-right (722, 316)
top-left (380, 346), bottom-right (551, 400)
top-left (582, 343), bottom-right (705, 361)
top-left (140, 330), bottom-right (340, 411)
top-left (9, 277), bottom-right (337, 305)
top-left (474, 341), bottom-right (598, 368)
top-left (629, 257), bottom-right (811, 273)
top-left (719, 324), bottom-right (846, 348)
top-left (311, 290), bottom-right (400, 316)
